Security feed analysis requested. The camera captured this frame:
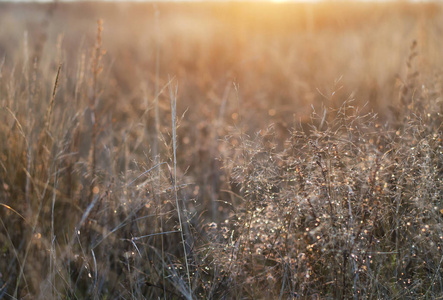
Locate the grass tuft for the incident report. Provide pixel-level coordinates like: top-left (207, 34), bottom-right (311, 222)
top-left (0, 2), bottom-right (442, 299)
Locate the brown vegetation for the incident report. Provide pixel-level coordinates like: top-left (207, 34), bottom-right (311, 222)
top-left (0, 2), bottom-right (442, 299)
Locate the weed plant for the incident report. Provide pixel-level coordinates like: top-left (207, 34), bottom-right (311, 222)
top-left (0, 2), bottom-right (442, 299)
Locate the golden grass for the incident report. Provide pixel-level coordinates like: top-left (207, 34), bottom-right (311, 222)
top-left (0, 2), bottom-right (442, 299)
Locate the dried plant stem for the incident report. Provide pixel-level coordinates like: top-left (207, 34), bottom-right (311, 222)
top-left (49, 165), bottom-right (59, 299)
top-left (169, 82), bottom-right (192, 299)
top-left (89, 20), bottom-right (104, 203)
top-left (44, 63), bottom-right (62, 133)
top-left (152, 6), bottom-right (167, 298)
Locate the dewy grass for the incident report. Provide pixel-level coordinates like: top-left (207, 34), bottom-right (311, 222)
top-left (0, 2), bottom-right (442, 299)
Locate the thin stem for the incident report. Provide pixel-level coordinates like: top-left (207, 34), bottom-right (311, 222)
top-left (169, 81), bottom-right (192, 299)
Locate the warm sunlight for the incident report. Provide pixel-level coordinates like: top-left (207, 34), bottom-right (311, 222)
top-left (270, 0), bottom-right (323, 3)
top-left (0, 0), bottom-right (441, 299)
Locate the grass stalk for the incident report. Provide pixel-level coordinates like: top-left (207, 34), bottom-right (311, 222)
top-left (169, 81), bottom-right (192, 299)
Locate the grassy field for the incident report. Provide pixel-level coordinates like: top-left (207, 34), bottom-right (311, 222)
top-left (0, 1), bottom-right (442, 299)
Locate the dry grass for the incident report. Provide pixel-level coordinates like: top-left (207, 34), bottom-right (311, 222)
top-left (0, 2), bottom-right (442, 299)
